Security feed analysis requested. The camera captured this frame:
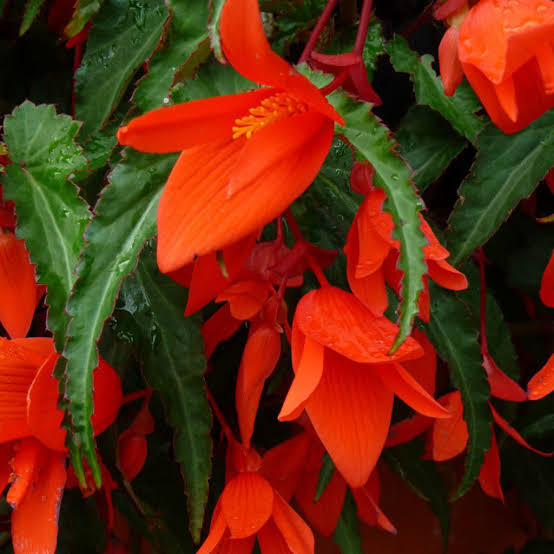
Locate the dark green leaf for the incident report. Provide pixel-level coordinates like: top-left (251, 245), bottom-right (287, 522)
top-left (386, 440), bottom-right (450, 548)
top-left (329, 91), bottom-right (426, 350)
top-left (132, 0), bottom-right (210, 113)
top-left (19, 0), bottom-right (46, 35)
top-left (521, 415), bottom-right (554, 440)
top-left (207, 0), bottom-right (226, 63)
top-left (386, 35), bottom-right (484, 142)
top-left (64, 0), bottom-right (104, 37)
top-left (457, 261), bottom-right (519, 379)
top-left (61, 150), bottom-right (176, 484)
top-left (75, 0), bottom-right (168, 134)
top-left (314, 453), bottom-right (335, 502)
top-left (115, 241), bottom-right (211, 541)
top-left (519, 542), bottom-right (554, 554)
top-left (1, 102), bottom-right (90, 350)
top-left (447, 110), bottom-right (554, 265)
top-left (424, 283), bottom-right (492, 499)
top-left (333, 490), bottom-right (363, 554)
top-left (396, 105), bottom-right (467, 191)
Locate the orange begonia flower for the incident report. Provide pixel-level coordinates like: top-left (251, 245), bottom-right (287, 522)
top-left (278, 287), bottom-right (449, 488)
top-left (527, 353), bottom-right (554, 401)
top-left (198, 442), bottom-right (314, 554)
top-left (0, 233), bottom-right (41, 339)
top-left (539, 250), bottom-right (554, 307)
top-left (443, 0), bottom-right (554, 134)
top-left (344, 181), bottom-right (467, 321)
top-left (117, 0), bottom-right (343, 274)
top-left (0, 337), bottom-right (123, 554)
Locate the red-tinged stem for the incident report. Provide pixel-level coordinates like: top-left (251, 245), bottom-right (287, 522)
top-left (284, 320), bottom-right (293, 344)
top-left (298, 0), bottom-right (339, 64)
top-left (206, 386), bottom-right (235, 443)
top-left (122, 389), bottom-right (153, 405)
top-left (276, 215), bottom-right (283, 243)
top-left (319, 68), bottom-right (349, 95)
top-left (283, 209), bottom-right (330, 287)
top-left (353, 0), bottom-right (373, 56)
top-left (71, 43), bottom-right (82, 118)
top-left (402, 1), bottom-right (435, 39)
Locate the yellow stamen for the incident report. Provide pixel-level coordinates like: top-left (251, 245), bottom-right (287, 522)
top-left (232, 93), bottom-right (308, 139)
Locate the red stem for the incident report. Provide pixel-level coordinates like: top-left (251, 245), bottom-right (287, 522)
top-left (298, 0), bottom-right (340, 64)
top-left (122, 389), bottom-right (153, 405)
top-left (206, 386), bottom-right (235, 443)
top-left (353, 0), bottom-right (373, 55)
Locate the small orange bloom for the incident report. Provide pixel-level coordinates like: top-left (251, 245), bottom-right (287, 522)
top-left (278, 287), bottom-right (449, 487)
top-left (117, 0), bottom-right (343, 274)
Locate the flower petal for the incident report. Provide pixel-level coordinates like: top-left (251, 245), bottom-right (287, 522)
top-left (306, 351), bottom-right (394, 487)
top-left (527, 353), bottom-right (554, 400)
top-left (0, 233), bottom-right (39, 339)
top-left (271, 492), bottom-right (315, 554)
top-left (352, 479), bottom-right (397, 534)
top-left (157, 117), bottom-right (334, 272)
top-left (490, 403), bottom-right (552, 457)
top-left (385, 414), bottom-right (433, 448)
top-left (279, 333), bottom-right (325, 422)
top-left (427, 259), bottom-right (468, 290)
top-left (539, 251), bottom-right (554, 307)
top-left (221, 472), bottom-right (274, 539)
top-left (196, 506), bottom-right (228, 554)
top-left (478, 430), bottom-right (504, 502)
top-left (429, 391), bottom-right (468, 461)
top-left (220, 0), bottom-right (342, 124)
top-left (439, 26), bottom-right (464, 96)
top-left (217, 279), bottom-right (271, 320)
top-left (402, 328), bottom-right (437, 396)
top-left (11, 448), bottom-right (66, 554)
top-left (257, 519), bottom-right (293, 554)
top-left (372, 362), bottom-right (450, 418)
top-left (117, 89), bottom-right (275, 153)
top-left (6, 437), bottom-right (44, 508)
top-left (202, 304), bottom-right (242, 359)
top-left (237, 325), bottom-right (282, 448)
top-left (482, 352), bottom-right (526, 402)
top-left (295, 287), bottom-right (423, 364)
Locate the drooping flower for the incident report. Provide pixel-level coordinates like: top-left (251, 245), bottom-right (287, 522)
top-left (344, 169), bottom-right (467, 321)
top-left (278, 287), bottom-right (449, 487)
top-left (117, 0), bottom-right (343, 274)
top-left (539, 250), bottom-right (554, 307)
top-left (197, 441), bottom-right (314, 554)
top-left (438, 0), bottom-right (554, 134)
top-left (0, 337), bottom-right (122, 553)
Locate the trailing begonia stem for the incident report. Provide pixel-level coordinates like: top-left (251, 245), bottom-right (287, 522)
top-left (122, 389), bottom-right (153, 405)
top-left (353, 0), bottom-right (373, 55)
top-left (206, 385), bottom-right (236, 443)
top-left (298, 0), bottom-right (339, 64)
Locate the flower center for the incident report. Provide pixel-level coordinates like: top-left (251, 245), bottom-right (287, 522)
top-left (232, 93), bottom-right (308, 139)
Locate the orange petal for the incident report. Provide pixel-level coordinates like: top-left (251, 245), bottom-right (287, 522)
top-left (536, 42), bottom-right (554, 94)
top-left (279, 334), bottom-right (325, 422)
top-left (429, 391), bottom-right (468, 461)
top-left (494, 76), bottom-right (518, 122)
top-left (6, 437), bottom-right (44, 507)
top-left (385, 414), bottom-right (434, 447)
top-left (352, 482), bottom-right (397, 534)
top-left (196, 505), bottom-right (228, 554)
top-left (117, 432), bottom-right (147, 482)
top-left (157, 118), bottom-right (334, 272)
top-left (221, 472), bottom-right (274, 538)
top-left (295, 287), bottom-right (423, 364)
top-left (0, 233), bottom-right (38, 339)
top-left (262, 432), bottom-right (312, 501)
top-left (237, 325), bottom-right (281, 448)
top-left (257, 518), bottom-right (294, 554)
top-left (220, 0), bottom-right (342, 124)
top-left (0, 443), bottom-right (14, 493)
top-left (490, 403), bottom-right (552, 457)
top-left (418, 277), bottom-right (431, 323)
top-left (271, 492), bottom-right (314, 554)
top-left (372, 362), bottom-right (450, 418)
top-left (482, 352), bottom-right (526, 402)
top-left (89, 357), bottom-right (123, 437)
top-left (117, 88), bottom-right (275, 153)
top-left (11, 448), bottom-right (66, 554)
top-left (294, 456), bottom-right (346, 537)
top-left (539, 251), bottom-right (554, 307)
top-left (427, 258), bottom-right (468, 291)
top-left (419, 217), bottom-right (450, 261)
top-left (478, 430), bottom-right (504, 502)
top-left (402, 328), bottom-right (437, 396)
top-left (305, 351), bottom-right (394, 487)
top-left (202, 304), bottom-right (242, 359)
top-left (216, 279), bottom-right (270, 321)
top-left (527, 353), bottom-right (554, 400)
top-left (439, 26), bottom-right (464, 96)
top-left (218, 535), bottom-right (256, 554)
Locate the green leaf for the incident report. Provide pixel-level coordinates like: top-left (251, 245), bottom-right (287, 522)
top-left (314, 453), bottom-right (335, 502)
top-left (329, 91), bottom-right (426, 350)
top-left (75, 0), bottom-right (168, 134)
top-left (386, 35), bottom-right (484, 142)
top-left (424, 283), bottom-right (492, 499)
top-left (115, 241), bottom-right (211, 542)
top-left (447, 110), bottom-right (554, 265)
top-left (333, 490), bottom-right (363, 554)
top-left (64, 0), bottom-right (104, 37)
top-left (1, 102), bottom-right (90, 350)
top-left (61, 149), bottom-right (177, 484)
top-left (386, 440), bottom-right (450, 549)
top-left (457, 261), bottom-right (519, 379)
top-left (396, 105), bottom-right (467, 191)
top-left (521, 415), bottom-right (554, 440)
top-left (207, 0), bottom-right (226, 63)
top-left (19, 0), bottom-right (47, 35)
top-left (132, 0), bottom-right (210, 113)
